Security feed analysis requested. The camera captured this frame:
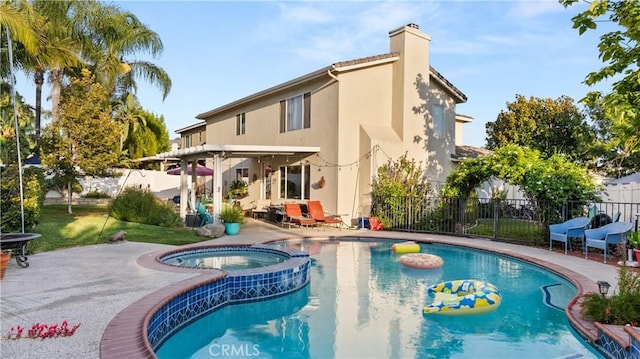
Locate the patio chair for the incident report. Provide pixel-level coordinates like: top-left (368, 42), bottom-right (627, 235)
top-left (282, 203), bottom-right (316, 229)
top-left (307, 200), bottom-right (342, 230)
top-left (251, 199), bottom-right (271, 219)
top-left (196, 201), bottom-right (214, 227)
top-left (549, 217), bottom-right (591, 255)
top-left (612, 212), bottom-right (621, 223)
top-left (584, 222), bottom-right (633, 262)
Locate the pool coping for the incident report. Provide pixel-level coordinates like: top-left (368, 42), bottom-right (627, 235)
top-left (99, 234), bottom-right (613, 358)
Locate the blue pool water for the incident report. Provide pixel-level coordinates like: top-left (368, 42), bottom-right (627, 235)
top-left (157, 239), bottom-right (603, 358)
top-left (161, 250), bottom-right (287, 270)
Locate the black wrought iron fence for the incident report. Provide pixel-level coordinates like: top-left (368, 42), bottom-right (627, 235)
top-left (370, 196), bottom-right (640, 245)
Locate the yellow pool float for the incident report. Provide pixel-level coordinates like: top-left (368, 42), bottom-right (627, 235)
top-left (423, 279), bottom-right (502, 316)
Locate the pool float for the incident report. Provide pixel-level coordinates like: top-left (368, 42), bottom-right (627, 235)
top-left (391, 241), bottom-right (420, 254)
top-left (423, 279), bottom-right (501, 316)
top-left (400, 253), bottom-right (443, 269)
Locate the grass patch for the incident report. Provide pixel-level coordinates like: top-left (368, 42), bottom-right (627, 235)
top-left (466, 218), bottom-right (545, 243)
top-left (28, 204), bottom-right (203, 254)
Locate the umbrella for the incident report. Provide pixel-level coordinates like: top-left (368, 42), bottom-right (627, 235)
top-left (166, 164), bottom-right (214, 176)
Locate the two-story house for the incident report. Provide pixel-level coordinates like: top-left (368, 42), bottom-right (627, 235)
top-left (162, 24), bottom-right (469, 224)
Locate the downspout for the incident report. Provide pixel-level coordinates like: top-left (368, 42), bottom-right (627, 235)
top-left (327, 68), bottom-right (339, 82)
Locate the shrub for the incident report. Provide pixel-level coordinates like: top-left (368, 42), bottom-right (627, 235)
top-left (581, 265), bottom-right (640, 326)
top-left (108, 187), bottom-right (181, 227)
top-left (0, 165), bottom-right (46, 231)
top-left (371, 153), bottom-right (432, 229)
top-left (83, 190), bottom-right (111, 199)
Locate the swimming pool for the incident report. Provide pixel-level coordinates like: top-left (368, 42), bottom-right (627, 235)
top-left (156, 239), bottom-right (603, 358)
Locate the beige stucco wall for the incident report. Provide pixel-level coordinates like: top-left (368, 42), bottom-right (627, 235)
top-left (192, 24), bottom-right (465, 223)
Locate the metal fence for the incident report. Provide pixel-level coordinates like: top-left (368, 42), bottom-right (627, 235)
top-left (370, 196), bottom-right (640, 245)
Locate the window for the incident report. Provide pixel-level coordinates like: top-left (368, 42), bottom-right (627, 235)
top-left (279, 92), bottom-right (311, 133)
top-left (432, 104), bottom-right (445, 138)
top-left (184, 135), bottom-right (192, 148)
top-left (235, 167), bottom-right (249, 183)
top-left (279, 165), bottom-right (310, 200)
top-left (236, 113), bottom-right (246, 136)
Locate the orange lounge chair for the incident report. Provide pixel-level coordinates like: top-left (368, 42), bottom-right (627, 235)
top-left (283, 203), bottom-right (316, 229)
top-left (307, 200), bottom-right (342, 230)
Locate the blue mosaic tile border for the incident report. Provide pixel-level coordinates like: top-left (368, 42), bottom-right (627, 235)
top-left (630, 333), bottom-right (639, 359)
top-left (147, 245), bottom-right (310, 351)
top-left (597, 329), bottom-right (632, 359)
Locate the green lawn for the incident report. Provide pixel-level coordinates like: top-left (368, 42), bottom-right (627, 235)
top-left (28, 205), bottom-right (203, 254)
top-left (466, 218), bottom-right (545, 244)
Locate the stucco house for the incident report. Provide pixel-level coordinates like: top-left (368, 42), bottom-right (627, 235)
top-left (161, 23), bottom-right (471, 224)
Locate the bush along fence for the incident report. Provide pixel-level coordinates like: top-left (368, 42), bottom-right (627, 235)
top-left (370, 196), bottom-right (640, 246)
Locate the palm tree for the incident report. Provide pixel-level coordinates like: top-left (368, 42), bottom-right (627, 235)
top-left (81, 4), bottom-right (171, 101)
top-left (17, 0), bottom-right (81, 143)
top-left (0, 0), bottom-right (39, 55)
top-left (113, 93), bottom-right (145, 151)
top-left (0, 82), bottom-right (35, 165)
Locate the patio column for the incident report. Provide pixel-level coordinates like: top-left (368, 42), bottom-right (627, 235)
top-left (190, 161), bottom-right (197, 210)
top-left (213, 154), bottom-right (223, 224)
top-left (179, 158), bottom-right (188, 217)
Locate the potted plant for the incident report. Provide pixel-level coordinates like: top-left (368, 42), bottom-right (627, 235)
top-left (1, 250), bottom-right (11, 280)
top-left (627, 231), bottom-right (640, 262)
top-left (227, 180), bottom-right (248, 200)
top-left (218, 204), bottom-right (245, 235)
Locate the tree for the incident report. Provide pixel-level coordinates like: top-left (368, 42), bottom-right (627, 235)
top-left (123, 109), bottom-right (170, 163)
top-left (560, 0), bottom-right (640, 176)
top-left (441, 144), bottom-right (601, 214)
top-left (114, 93), bottom-right (145, 151)
top-left (0, 82), bottom-right (35, 165)
top-left (0, 0), bottom-right (40, 56)
top-left (485, 95), bottom-right (594, 162)
top-left (40, 69), bottom-right (120, 214)
top-left (80, 4), bottom-right (171, 101)
top-left (584, 100), bottom-right (640, 176)
top-left (17, 0), bottom-right (83, 142)
top-left (370, 153), bottom-right (432, 228)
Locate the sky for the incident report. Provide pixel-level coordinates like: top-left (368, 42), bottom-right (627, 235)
top-left (14, 0), bottom-right (615, 148)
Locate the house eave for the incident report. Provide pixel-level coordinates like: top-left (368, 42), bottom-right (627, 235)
top-left (196, 67), bottom-right (333, 120)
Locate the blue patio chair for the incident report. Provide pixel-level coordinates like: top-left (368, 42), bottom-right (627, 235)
top-left (549, 217), bottom-right (591, 255)
top-left (612, 212), bottom-right (621, 223)
top-left (584, 222), bottom-right (633, 262)
top-left (588, 205), bottom-right (598, 218)
top-left (196, 201), bottom-right (213, 227)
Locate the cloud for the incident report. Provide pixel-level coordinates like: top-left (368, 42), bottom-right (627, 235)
top-left (255, 1), bottom-right (436, 63)
top-left (508, 0), bottom-right (565, 18)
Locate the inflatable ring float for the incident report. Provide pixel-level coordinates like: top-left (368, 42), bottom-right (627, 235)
top-left (391, 241), bottom-right (420, 254)
top-left (400, 253), bottom-right (443, 269)
top-left (423, 279), bottom-right (501, 316)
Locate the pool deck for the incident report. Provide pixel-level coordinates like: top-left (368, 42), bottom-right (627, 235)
top-left (0, 219), bottom-right (625, 358)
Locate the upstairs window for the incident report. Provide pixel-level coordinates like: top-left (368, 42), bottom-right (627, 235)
top-left (236, 113), bottom-right (246, 136)
top-left (432, 104), bottom-right (445, 138)
top-left (280, 92), bottom-right (311, 133)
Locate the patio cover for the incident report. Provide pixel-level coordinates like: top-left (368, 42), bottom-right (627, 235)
top-left (154, 145), bottom-right (321, 221)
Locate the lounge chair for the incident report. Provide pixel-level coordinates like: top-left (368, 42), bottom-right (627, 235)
top-left (549, 217), bottom-right (591, 254)
top-left (283, 203), bottom-right (316, 229)
top-left (196, 201), bottom-right (214, 227)
top-left (307, 200), bottom-right (342, 230)
top-left (584, 222), bottom-right (633, 262)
